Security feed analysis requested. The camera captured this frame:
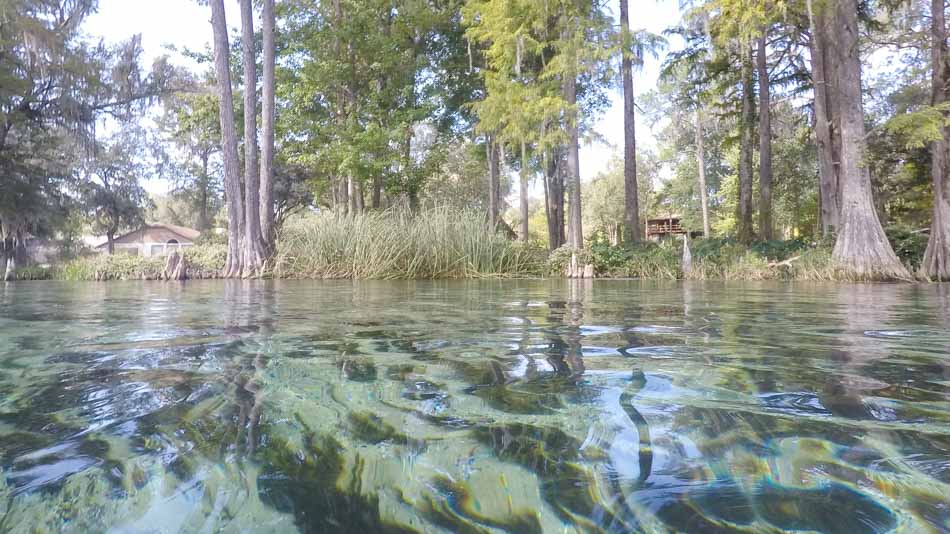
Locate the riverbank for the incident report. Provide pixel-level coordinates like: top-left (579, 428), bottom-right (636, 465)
top-left (11, 211), bottom-right (931, 282)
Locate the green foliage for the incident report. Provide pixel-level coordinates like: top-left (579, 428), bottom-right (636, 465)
top-left (58, 244), bottom-right (226, 281)
top-left (749, 239), bottom-right (810, 261)
top-left (12, 266), bottom-right (53, 281)
top-left (589, 232), bottom-right (629, 273)
top-left (183, 244), bottom-right (228, 278)
top-left (60, 254), bottom-right (165, 281)
top-left (0, 1), bottom-right (174, 244)
top-left (275, 208), bottom-right (544, 279)
top-left (884, 102), bottom-right (950, 149)
top-left (545, 245), bottom-right (592, 276)
top-left (604, 240), bottom-right (681, 280)
top-left (884, 225), bottom-right (929, 269)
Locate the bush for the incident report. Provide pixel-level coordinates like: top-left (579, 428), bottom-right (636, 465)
top-left (61, 253), bottom-right (164, 281)
top-left (12, 266), bottom-right (54, 280)
top-left (546, 245), bottom-right (592, 276)
top-left (588, 232), bottom-right (628, 273)
top-left (885, 225), bottom-right (928, 270)
top-left (590, 239), bottom-right (680, 280)
top-left (58, 244), bottom-right (226, 281)
top-left (750, 238), bottom-right (809, 261)
top-left (275, 208), bottom-right (544, 279)
top-left (183, 244), bottom-right (227, 278)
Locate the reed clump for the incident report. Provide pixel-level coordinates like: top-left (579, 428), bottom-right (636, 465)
top-left (273, 207), bottom-right (544, 279)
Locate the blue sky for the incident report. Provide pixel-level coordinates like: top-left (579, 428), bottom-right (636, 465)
top-left (84, 0), bottom-right (683, 194)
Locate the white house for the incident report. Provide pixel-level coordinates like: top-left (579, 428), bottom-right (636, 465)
top-left (96, 223), bottom-right (201, 257)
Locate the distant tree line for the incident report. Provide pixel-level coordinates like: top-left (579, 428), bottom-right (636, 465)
top-left (1, 0), bottom-right (948, 281)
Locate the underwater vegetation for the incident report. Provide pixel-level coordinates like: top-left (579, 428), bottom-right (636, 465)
top-left (1, 281), bottom-right (948, 533)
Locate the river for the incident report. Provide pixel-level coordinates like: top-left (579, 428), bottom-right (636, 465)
top-left (0, 280), bottom-right (947, 533)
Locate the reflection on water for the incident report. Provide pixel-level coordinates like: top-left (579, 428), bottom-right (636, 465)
top-left (0, 280), bottom-right (948, 533)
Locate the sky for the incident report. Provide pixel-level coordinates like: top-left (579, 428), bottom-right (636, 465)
top-left (83, 0), bottom-right (684, 195)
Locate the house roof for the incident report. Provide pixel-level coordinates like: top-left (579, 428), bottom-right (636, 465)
top-left (647, 213), bottom-right (683, 221)
top-left (95, 223), bottom-right (201, 249)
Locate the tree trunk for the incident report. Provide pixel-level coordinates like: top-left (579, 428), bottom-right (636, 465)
top-left (542, 148), bottom-right (553, 248)
top-left (347, 176), bottom-right (357, 214)
top-left (2, 235), bottom-right (14, 281)
top-left (923, 0), bottom-right (950, 280)
top-left (210, 0), bottom-right (245, 278)
top-left (543, 147), bottom-right (566, 250)
top-left (737, 44), bottom-right (756, 245)
top-left (372, 176), bottom-right (382, 209)
top-left (555, 150), bottom-right (566, 246)
top-left (487, 134), bottom-right (500, 227)
top-left (830, 0), bottom-right (910, 279)
top-left (520, 141), bottom-right (529, 242)
top-left (620, 0), bottom-right (640, 246)
top-left (354, 180), bottom-right (365, 212)
top-left (807, 0), bottom-right (841, 236)
top-left (564, 74), bottom-right (583, 248)
top-left (757, 33), bottom-right (774, 241)
top-left (107, 230), bottom-right (115, 255)
top-left (259, 0), bottom-right (276, 250)
top-left (240, 0), bottom-right (266, 276)
top-left (696, 108), bottom-right (711, 238)
top-left (198, 152), bottom-right (210, 232)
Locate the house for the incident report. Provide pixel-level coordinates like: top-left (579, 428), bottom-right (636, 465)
top-left (96, 223), bottom-right (201, 257)
top-left (646, 214), bottom-right (701, 240)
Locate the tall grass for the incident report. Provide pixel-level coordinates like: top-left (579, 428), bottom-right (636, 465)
top-left (274, 208), bottom-right (544, 279)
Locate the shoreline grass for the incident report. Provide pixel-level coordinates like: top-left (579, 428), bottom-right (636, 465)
top-left (12, 211), bottom-right (931, 283)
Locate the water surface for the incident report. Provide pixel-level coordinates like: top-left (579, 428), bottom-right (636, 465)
top-left (0, 280), bottom-right (948, 533)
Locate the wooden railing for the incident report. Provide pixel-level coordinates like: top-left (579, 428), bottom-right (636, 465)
top-left (647, 219), bottom-right (684, 236)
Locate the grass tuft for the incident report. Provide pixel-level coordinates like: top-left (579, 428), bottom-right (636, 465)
top-left (273, 208), bottom-right (544, 279)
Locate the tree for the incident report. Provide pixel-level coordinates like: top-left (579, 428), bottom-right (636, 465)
top-left (209, 0), bottom-right (246, 278)
top-left (80, 131), bottom-right (153, 254)
top-left (240, 0), bottom-right (266, 275)
top-left (921, 0), bottom-right (950, 280)
top-left (736, 44), bottom-right (756, 244)
top-left (564, 34), bottom-right (583, 249)
top-left (260, 0), bottom-right (277, 250)
top-left (807, 0), bottom-right (841, 236)
top-left (156, 88), bottom-right (222, 232)
top-left (619, 0), bottom-right (639, 244)
top-left (0, 0), bottom-right (173, 279)
top-left (696, 107), bottom-right (712, 237)
top-left (827, 0), bottom-right (910, 278)
top-left (757, 31), bottom-right (774, 240)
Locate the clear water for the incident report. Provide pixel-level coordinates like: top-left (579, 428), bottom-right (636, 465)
top-left (0, 280), bottom-right (948, 533)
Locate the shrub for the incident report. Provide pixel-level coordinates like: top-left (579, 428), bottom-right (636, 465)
top-left (885, 225), bottom-right (928, 270)
top-left (183, 244), bottom-right (227, 278)
top-left (12, 266), bottom-right (54, 280)
top-left (546, 245), bottom-right (592, 276)
top-left (58, 244), bottom-right (226, 281)
top-left (588, 231), bottom-right (628, 273)
top-left (61, 253), bottom-right (164, 281)
top-left (750, 238), bottom-right (809, 261)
